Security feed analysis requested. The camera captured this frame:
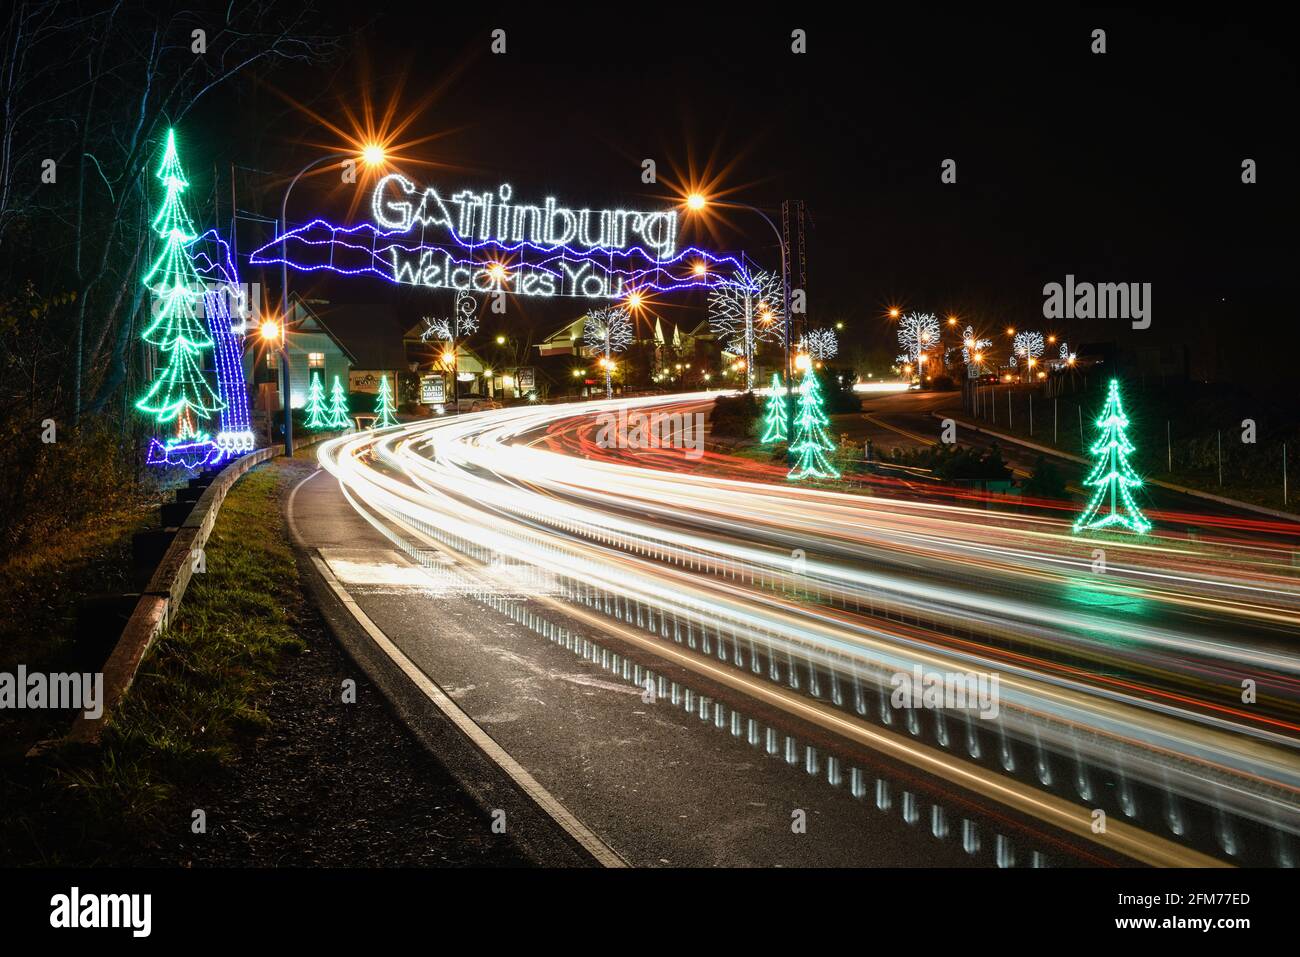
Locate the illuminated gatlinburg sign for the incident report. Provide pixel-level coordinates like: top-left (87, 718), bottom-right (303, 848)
top-left (252, 172), bottom-right (739, 299)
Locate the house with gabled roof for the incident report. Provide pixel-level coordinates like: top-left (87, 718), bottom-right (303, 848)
top-left (243, 293), bottom-right (357, 411)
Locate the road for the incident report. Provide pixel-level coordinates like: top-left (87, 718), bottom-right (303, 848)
top-left (291, 390), bottom-right (1300, 868)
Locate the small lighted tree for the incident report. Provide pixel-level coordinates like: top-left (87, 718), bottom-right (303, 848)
top-left (303, 371), bottom-right (329, 428)
top-left (787, 367), bottom-right (840, 480)
top-left (761, 372), bottom-right (788, 443)
top-left (1073, 379), bottom-right (1152, 534)
top-left (374, 374), bottom-right (398, 428)
top-left (328, 375), bottom-right (351, 429)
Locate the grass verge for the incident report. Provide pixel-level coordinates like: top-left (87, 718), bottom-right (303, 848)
top-left (0, 464), bottom-right (304, 864)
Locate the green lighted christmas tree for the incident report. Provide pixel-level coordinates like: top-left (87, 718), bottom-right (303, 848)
top-left (135, 128), bottom-right (224, 442)
top-left (327, 375), bottom-right (351, 429)
top-left (374, 374), bottom-right (398, 428)
top-left (761, 372), bottom-right (788, 443)
top-left (1073, 379), bottom-right (1152, 534)
top-left (303, 371), bottom-right (329, 429)
top-left (787, 367), bottom-right (840, 480)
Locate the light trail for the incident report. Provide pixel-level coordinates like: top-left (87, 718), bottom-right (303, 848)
top-left (317, 392), bottom-right (1300, 867)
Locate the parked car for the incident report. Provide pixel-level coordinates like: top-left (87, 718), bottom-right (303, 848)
top-left (431, 393), bottom-right (502, 415)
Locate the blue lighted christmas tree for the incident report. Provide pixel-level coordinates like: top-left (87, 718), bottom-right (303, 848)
top-left (787, 367), bottom-right (840, 480)
top-left (761, 372), bottom-right (788, 443)
top-left (1073, 379), bottom-right (1151, 534)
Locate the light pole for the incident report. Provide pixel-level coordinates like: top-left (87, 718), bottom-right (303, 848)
top-left (259, 319), bottom-right (290, 450)
top-left (278, 156), bottom-right (336, 455)
top-left (278, 144), bottom-right (387, 453)
top-left (686, 193), bottom-right (794, 459)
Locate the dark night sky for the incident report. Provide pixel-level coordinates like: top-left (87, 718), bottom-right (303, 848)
top-left (194, 5), bottom-right (1297, 382)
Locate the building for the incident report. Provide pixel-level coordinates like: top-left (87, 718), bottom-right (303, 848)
top-left (243, 293), bottom-right (356, 413)
top-left (533, 310), bottom-right (715, 392)
top-left (309, 302), bottom-right (411, 403)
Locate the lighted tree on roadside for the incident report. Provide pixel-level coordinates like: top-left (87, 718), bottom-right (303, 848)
top-left (583, 305), bottom-right (632, 399)
top-left (761, 372), bottom-right (788, 443)
top-left (328, 375), bottom-right (351, 429)
top-left (896, 312), bottom-right (940, 381)
top-left (799, 328), bottom-right (839, 362)
top-left (787, 367), bottom-right (840, 480)
top-left (135, 128), bottom-right (224, 443)
top-left (1013, 331), bottom-right (1045, 381)
top-left (303, 371), bottom-right (329, 429)
top-left (1073, 379), bottom-right (1152, 535)
top-left (374, 374), bottom-right (398, 428)
top-left (708, 268), bottom-right (784, 391)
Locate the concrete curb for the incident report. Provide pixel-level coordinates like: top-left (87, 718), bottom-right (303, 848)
top-left (62, 432), bottom-right (343, 747)
top-left (934, 411), bottom-right (1300, 524)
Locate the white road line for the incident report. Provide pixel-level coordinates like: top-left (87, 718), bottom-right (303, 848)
top-left (289, 459), bottom-right (626, 867)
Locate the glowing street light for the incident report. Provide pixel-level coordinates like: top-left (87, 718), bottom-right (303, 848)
top-left (889, 307), bottom-right (901, 318)
top-left (279, 140), bottom-right (392, 453)
top-left (686, 192), bottom-right (707, 211)
top-left (496, 335), bottom-right (506, 345)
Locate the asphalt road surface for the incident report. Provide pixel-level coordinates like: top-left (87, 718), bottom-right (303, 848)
top-left (288, 390), bottom-right (1300, 868)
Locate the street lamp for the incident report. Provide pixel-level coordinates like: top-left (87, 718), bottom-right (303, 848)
top-left (683, 192), bottom-right (795, 457)
top-left (279, 142), bottom-right (387, 454)
top-left (259, 317), bottom-right (290, 449)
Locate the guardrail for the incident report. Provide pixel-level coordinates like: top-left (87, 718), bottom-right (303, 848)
top-left (63, 431), bottom-right (342, 746)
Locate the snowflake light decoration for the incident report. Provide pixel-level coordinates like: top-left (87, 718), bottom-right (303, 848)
top-left (960, 325), bottom-right (991, 377)
top-left (421, 288), bottom-right (479, 342)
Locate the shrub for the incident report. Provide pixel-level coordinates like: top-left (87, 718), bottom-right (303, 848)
top-left (0, 421), bottom-right (144, 561)
top-left (1022, 455), bottom-right (1069, 499)
top-left (711, 392), bottom-right (762, 438)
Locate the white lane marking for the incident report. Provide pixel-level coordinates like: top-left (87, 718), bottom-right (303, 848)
top-left (319, 547), bottom-right (439, 587)
top-left (308, 552), bottom-right (627, 868)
